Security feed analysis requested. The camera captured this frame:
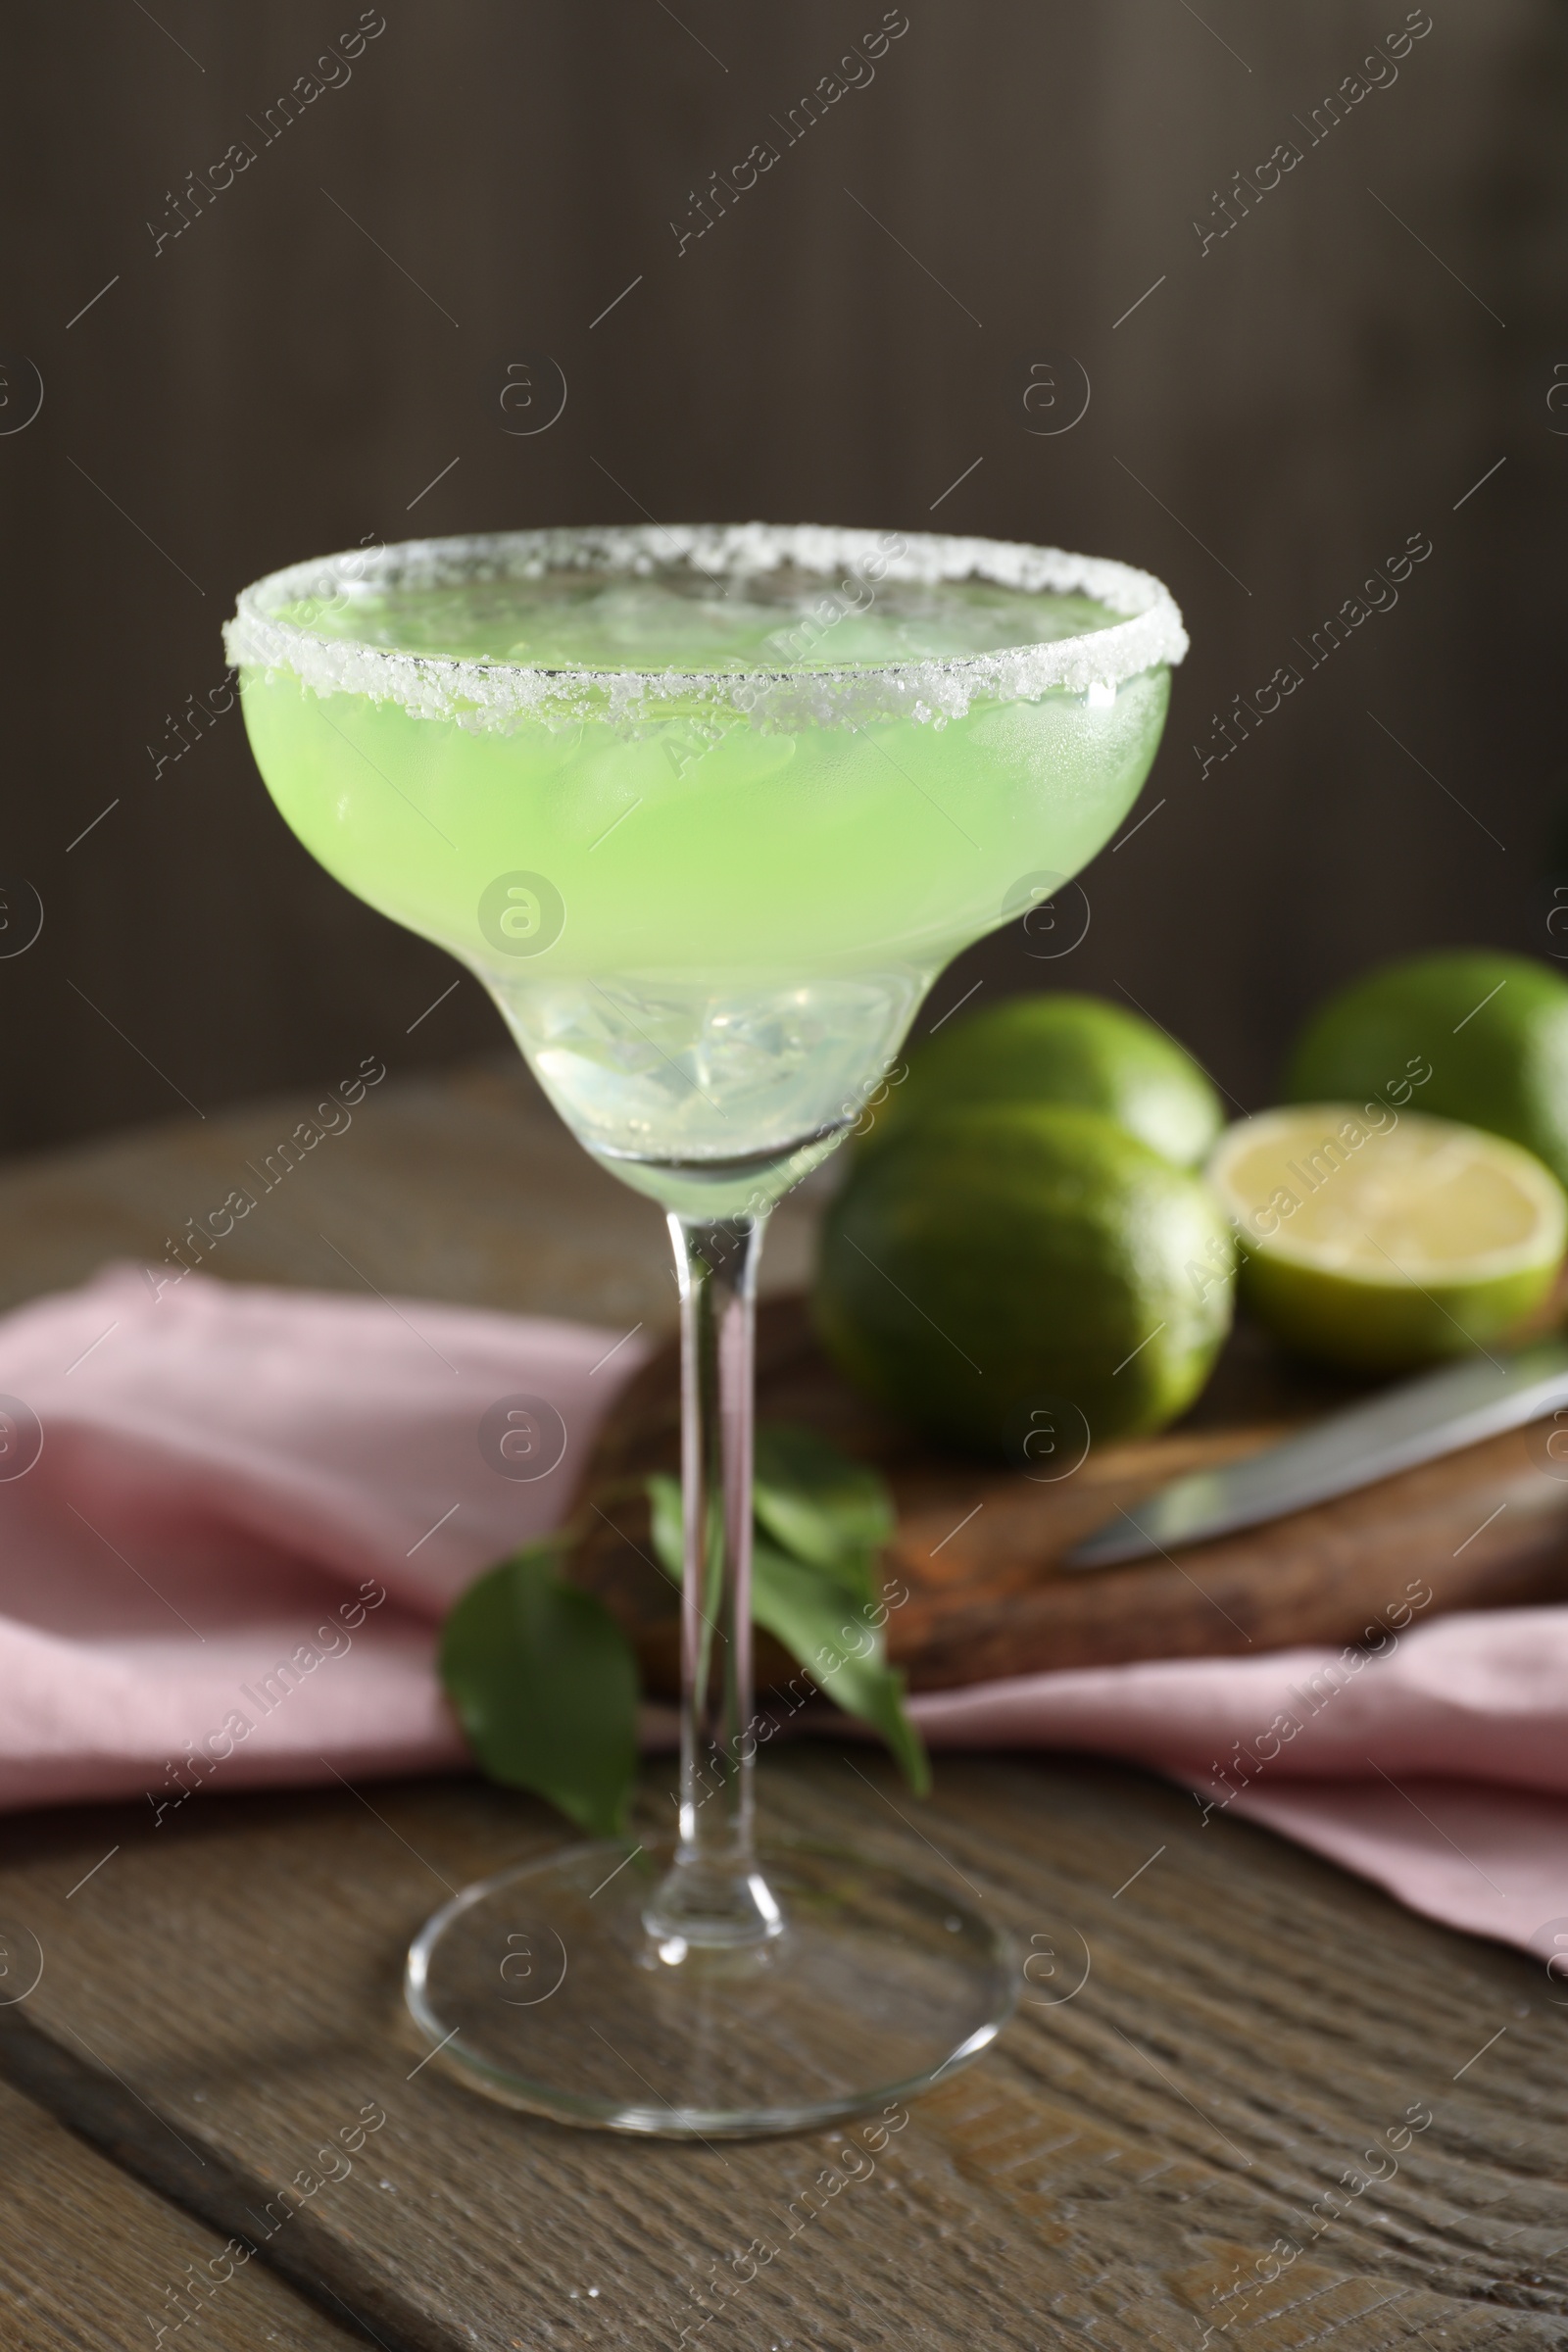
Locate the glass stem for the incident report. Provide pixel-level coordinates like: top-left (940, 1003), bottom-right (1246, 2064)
top-left (644, 1211), bottom-right (781, 1949)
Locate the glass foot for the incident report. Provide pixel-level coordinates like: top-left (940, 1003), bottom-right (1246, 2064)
top-left (405, 1837), bottom-right (1018, 2138)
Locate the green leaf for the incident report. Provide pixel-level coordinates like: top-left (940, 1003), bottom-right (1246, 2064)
top-left (439, 1543), bottom-right (639, 1838)
top-left (647, 1469), bottom-right (723, 1696)
top-left (752, 1423), bottom-right (894, 1599)
top-left (647, 1472), bottom-right (684, 1584)
top-left (646, 1434), bottom-right (926, 1793)
top-left (750, 1537), bottom-right (930, 1796)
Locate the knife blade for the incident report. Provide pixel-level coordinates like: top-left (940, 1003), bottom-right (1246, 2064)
top-left (1061, 1338), bottom-right (1568, 1571)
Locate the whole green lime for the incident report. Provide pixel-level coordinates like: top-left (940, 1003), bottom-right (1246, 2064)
top-left (862, 993), bottom-right (1223, 1169)
top-left (814, 1104), bottom-right (1234, 1457)
top-left (1286, 952), bottom-right (1568, 1189)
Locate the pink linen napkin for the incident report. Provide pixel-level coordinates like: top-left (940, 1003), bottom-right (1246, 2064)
top-left (0, 1264), bottom-right (632, 1813)
top-left (2, 1266), bottom-right (1564, 1966)
top-left (910, 1634), bottom-right (1568, 1960)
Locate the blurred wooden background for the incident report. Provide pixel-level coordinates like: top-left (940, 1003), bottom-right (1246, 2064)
top-left (1, 0), bottom-right (1562, 1158)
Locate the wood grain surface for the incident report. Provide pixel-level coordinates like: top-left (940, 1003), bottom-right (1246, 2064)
top-left (0, 1056), bottom-right (817, 1327)
top-left (574, 1295), bottom-right (1568, 1692)
top-left (0, 1765), bottom-right (1563, 2351)
top-left (2, 1064), bottom-right (1566, 2349)
top-left (0, 2075), bottom-right (365, 2350)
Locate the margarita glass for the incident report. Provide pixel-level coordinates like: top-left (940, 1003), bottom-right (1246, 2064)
top-left (226, 523), bottom-right (1186, 2137)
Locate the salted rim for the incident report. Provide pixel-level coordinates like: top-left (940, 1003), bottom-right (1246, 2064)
top-left (222, 522), bottom-right (1187, 734)
top-left (1209, 1104), bottom-right (1568, 1283)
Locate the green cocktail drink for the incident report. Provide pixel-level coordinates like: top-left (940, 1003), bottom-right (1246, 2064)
top-left (229, 525), bottom-right (1182, 1212)
top-left (225, 524), bottom-right (1186, 2140)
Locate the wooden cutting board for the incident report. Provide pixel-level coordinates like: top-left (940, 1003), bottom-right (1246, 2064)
top-left (570, 1294), bottom-right (1568, 1692)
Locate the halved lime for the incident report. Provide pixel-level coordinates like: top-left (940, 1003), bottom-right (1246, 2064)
top-left (1209, 1104), bottom-right (1567, 1371)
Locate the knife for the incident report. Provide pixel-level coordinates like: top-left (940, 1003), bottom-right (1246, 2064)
top-left (1061, 1338), bottom-right (1568, 1571)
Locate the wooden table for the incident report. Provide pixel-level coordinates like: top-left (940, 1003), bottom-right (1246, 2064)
top-left (0, 1061), bottom-right (1562, 2351)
